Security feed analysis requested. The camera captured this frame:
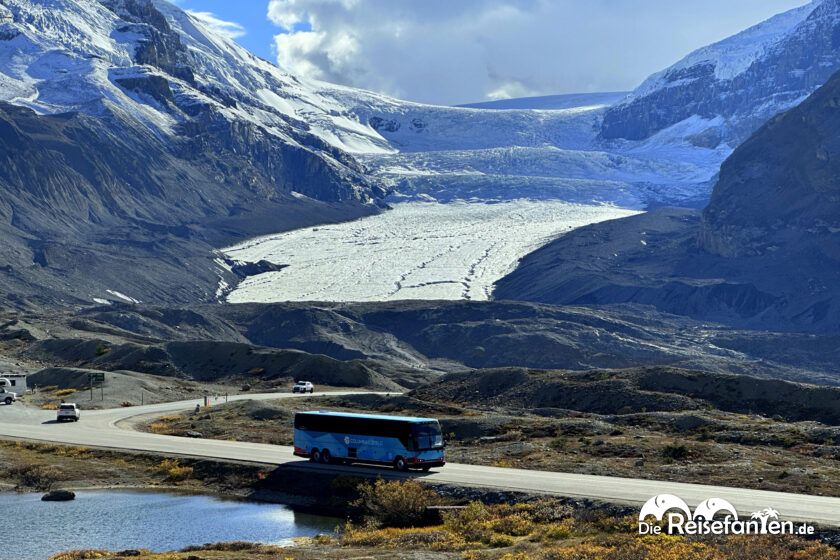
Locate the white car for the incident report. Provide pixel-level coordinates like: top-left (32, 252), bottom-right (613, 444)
top-left (293, 381), bottom-right (314, 394)
top-left (0, 388), bottom-right (17, 405)
top-left (57, 403), bottom-right (81, 422)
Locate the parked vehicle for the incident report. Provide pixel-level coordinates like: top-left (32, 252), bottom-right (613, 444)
top-left (292, 381), bottom-right (314, 394)
top-left (293, 411), bottom-right (445, 471)
top-left (0, 374), bottom-right (27, 393)
top-left (0, 388), bottom-right (17, 405)
top-left (57, 403), bottom-right (81, 422)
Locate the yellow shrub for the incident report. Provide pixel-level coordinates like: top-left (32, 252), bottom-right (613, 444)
top-left (147, 422), bottom-right (172, 434)
top-left (489, 534), bottom-right (516, 548)
top-left (491, 512), bottom-right (534, 537)
top-left (540, 518), bottom-right (575, 542)
top-left (54, 389), bottom-right (77, 397)
top-left (48, 551), bottom-right (110, 560)
top-left (53, 447), bottom-right (92, 459)
top-left (443, 501), bottom-right (495, 544)
top-left (154, 459), bottom-right (194, 481)
top-left (342, 523), bottom-right (467, 551)
top-left (499, 553), bottom-right (533, 560)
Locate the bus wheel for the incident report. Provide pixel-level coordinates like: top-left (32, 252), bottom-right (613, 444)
top-left (321, 449), bottom-right (332, 464)
top-left (393, 457), bottom-right (408, 472)
top-left (311, 449), bottom-right (321, 463)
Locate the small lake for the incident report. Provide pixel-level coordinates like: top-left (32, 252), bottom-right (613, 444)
top-left (2, 490), bottom-right (338, 560)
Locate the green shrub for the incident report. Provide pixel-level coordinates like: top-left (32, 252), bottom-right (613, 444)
top-left (661, 443), bottom-right (690, 460)
top-left (354, 479), bottom-right (440, 528)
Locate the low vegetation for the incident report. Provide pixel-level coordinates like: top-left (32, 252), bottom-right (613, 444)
top-left (143, 387), bottom-right (840, 498)
top-left (339, 482), bottom-right (839, 559)
top-left (53, 480), bottom-right (840, 560)
top-left (6, 463), bottom-right (65, 491)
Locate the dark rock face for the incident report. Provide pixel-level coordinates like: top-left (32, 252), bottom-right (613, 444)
top-left (173, 110), bottom-right (378, 203)
top-left (229, 260), bottom-right (288, 279)
top-left (114, 75), bottom-right (176, 108)
top-left (602, 0), bottom-right (840, 142)
top-left (24, 337), bottom-right (398, 389)
top-left (498, 69), bottom-right (840, 333)
top-left (413, 366), bottom-right (840, 424)
top-left (104, 0), bottom-right (196, 84)
top-left (699, 69), bottom-right (840, 258)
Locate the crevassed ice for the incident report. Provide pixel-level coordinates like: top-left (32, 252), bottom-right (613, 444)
top-left (224, 201), bottom-right (639, 303)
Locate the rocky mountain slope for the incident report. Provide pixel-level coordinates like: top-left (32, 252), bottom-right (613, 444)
top-left (602, 0), bottom-right (840, 145)
top-left (496, 67), bottom-right (840, 333)
top-left (5, 300), bottom-right (839, 385)
top-left (0, 0), bottom-right (391, 308)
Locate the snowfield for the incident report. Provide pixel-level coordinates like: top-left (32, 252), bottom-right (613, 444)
top-left (224, 201), bottom-right (639, 303)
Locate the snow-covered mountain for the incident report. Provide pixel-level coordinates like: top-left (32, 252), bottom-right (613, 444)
top-left (2, 0), bottom-right (838, 309)
top-left (602, 0), bottom-right (840, 144)
top-left (0, 0), bottom-right (729, 220)
top-left (0, 0), bottom-right (393, 187)
top-left (0, 0), bottom-right (404, 307)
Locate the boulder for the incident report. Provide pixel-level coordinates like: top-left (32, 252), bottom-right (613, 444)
top-left (41, 490), bottom-right (75, 502)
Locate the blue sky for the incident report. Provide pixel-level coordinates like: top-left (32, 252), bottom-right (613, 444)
top-left (174, 0), bottom-right (810, 105)
top-left (172, 1), bottom-right (278, 60)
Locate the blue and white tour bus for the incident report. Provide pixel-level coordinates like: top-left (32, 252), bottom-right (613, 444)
top-left (293, 411), bottom-right (445, 471)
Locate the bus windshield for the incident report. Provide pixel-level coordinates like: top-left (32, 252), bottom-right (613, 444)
top-left (412, 422), bottom-right (444, 450)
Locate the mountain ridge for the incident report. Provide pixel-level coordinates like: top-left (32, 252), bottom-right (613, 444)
top-left (601, 0), bottom-right (840, 145)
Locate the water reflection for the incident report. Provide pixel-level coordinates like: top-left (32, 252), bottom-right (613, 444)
top-left (3, 490), bottom-right (338, 560)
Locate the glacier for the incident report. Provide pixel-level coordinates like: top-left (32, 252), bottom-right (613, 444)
top-left (224, 201), bottom-right (639, 303)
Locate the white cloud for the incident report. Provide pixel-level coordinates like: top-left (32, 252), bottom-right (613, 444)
top-left (187, 10), bottom-right (246, 40)
top-left (266, 0), bottom-right (807, 106)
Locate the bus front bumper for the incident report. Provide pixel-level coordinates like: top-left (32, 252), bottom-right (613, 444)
top-left (409, 458), bottom-right (446, 468)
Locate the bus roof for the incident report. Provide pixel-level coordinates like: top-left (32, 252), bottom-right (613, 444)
top-left (296, 410), bottom-right (438, 424)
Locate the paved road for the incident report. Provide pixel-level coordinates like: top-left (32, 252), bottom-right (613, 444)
top-left (2, 394), bottom-right (839, 526)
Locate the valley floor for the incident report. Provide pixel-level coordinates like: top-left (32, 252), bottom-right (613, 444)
top-left (143, 387), bottom-right (840, 499)
top-left (224, 200), bottom-right (638, 303)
